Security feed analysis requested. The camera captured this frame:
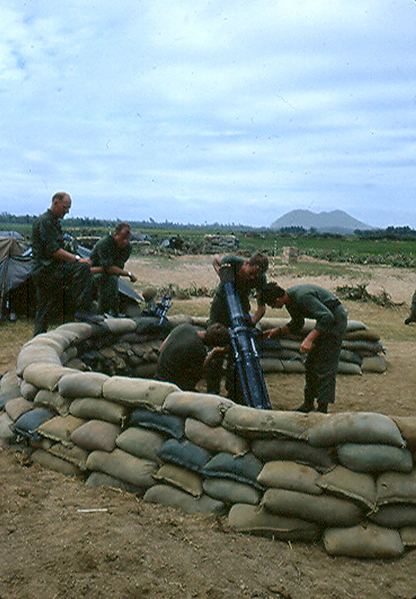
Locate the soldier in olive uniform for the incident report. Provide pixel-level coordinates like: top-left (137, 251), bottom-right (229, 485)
top-left (264, 283), bottom-right (348, 413)
top-left (89, 222), bottom-right (137, 316)
top-left (32, 192), bottom-right (102, 336)
top-left (404, 289), bottom-right (416, 325)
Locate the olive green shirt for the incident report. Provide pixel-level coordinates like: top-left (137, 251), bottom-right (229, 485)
top-left (286, 284), bottom-right (347, 336)
top-left (32, 209), bottom-right (64, 272)
top-left (90, 234), bottom-right (131, 270)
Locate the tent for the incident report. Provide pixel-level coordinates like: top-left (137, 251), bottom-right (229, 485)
top-left (0, 236), bottom-right (142, 320)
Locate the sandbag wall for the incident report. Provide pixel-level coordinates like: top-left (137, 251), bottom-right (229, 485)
top-left (1, 317), bottom-right (413, 560)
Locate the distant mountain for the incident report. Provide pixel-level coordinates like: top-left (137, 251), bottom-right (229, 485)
top-left (270, 209), bottom-right (374, 234)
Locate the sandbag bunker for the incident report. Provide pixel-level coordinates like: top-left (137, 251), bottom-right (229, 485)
top-left (2, 315), bottom-right (414, 560)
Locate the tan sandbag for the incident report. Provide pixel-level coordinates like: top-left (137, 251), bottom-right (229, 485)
top-left (337, 443), bottom-right (413, 474)
top-left (308, 412), bottom-right (406, 448)
top-left (376, 470), bottom-right (416, 506)
top-left (103, 376), bottom-right (179, 410)
top-left (228, 503), bottom-right (321, 541)
top-left (167, 314), bottom-right (193, 326)
top-left (17, 346), bottom-right (62, 376)
top-left (152, 464), bottom-right (203, 497)
top-left (163, 391), bottom-right (234, 427)
top-left (323, 524), bottom-right (404, 558)
top-left (144, 484), bottom-right (225, 515)
top-left (344, 328), bottom-right (380, 341)
top-left (0, 412), bottom-right (15, 446)
top-left (223, 406), bottom-right (309, 440)
top-left (262, 488), bottom-right (363, 527)
top-left (85, 472), bottom-right (145, 495)
top-left (5, 397), bottom-right (34, 421)
top-left (103, 317), bottom-right (138, 334)
top-left (251, 438), bottom-right (336, 473)
top-left (185, 418), bottom-right (248, 455)
top-left (55, 322), bottom-right (95, 341)
top-left (361, 355), bottom-right (387, 373)
top-left (345, 320), bottom-right (368, 332)
top-left (31, 448), bottom-right (81, 476)
top-left (203, 477), bottom-right (261, 505)
top-left (22, 335), bottom-right (67, 355)
top-left (20, 380), bottom-right (38, 400)
top-left (400, 526), bottom-right (416, 548)
top-left (391, 416), bottom-right (416, 452)
top-left (48, 442), bottom-right (89, 470)
top-left (281, 359), bottom-right (305, 373)
top-left (58, 372), bottom-right (110, 398)
top-left (86, 448), bottom-right (157, 487)
top-left (23, 363), bottom-right (74, 392)
top-left (69, 397), bottom-right (128, 425)
top-left (259, 358), bottom-right (284, 373)
top-left (37, 415), bottom-right (86, 446)
top-left (258, 461), bottom-right (321, 495)
top-left (64, 358), bottom-right (89, 371)
top-left (0, 371), bottom-right (21, 394)
top-left (116, 427), bottom-right (165, 461)
top-left (317, 465), bottom-right (376, 509)
top-left (33, 389), bottom-right (72, 416)
top-left (71, 420), bottom-right (121, 452)
top-left (337, 361), bottom-right (362, 375)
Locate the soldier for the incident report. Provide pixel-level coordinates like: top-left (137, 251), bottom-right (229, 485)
top-left (32, 192), bottom-right (103, 336)
top-left (90, 222), bottom-right (137, 316)
top-left (263, 282), bottom-right (348, 413)
top-left (404, 289), bottom-right (416, 325)
top-left (156, 323), bottom-right (230, 392)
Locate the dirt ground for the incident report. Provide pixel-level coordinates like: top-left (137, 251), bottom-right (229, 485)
top-left (1, 255), bottom-right (416, 599)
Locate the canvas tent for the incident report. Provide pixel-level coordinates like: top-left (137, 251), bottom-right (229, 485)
top-left (0, 236), bottom-right (142, 320)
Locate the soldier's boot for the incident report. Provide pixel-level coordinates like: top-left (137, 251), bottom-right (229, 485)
top-left (296, 396), bottom-right (315, 413)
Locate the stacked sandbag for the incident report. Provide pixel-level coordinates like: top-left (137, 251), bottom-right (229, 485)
top-left (6, 315), bottom-right (414, 559)
top-left (202, 234), bottom-right (239, 254)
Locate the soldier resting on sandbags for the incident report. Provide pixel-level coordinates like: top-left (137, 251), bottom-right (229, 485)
top-left (155, 323), bottom-right (230, 392)
top-left (263, 282), bottom-right (348, 414)
top-left (89, 222), bottom-right (137, 317)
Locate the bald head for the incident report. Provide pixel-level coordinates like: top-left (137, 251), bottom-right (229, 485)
top-left (51, 192), bottom-right (71, 218)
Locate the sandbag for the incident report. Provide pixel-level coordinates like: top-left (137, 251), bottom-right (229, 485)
top-left (323, 524), bottom-right (404, 558)
top-left (369, 504), bottom-right (416, 528)
top-left (376, 470), bottom-right (416, 506)
top-left (103, 376), bottom-right (179, 410)
top-left (400, 526), bottom-right (416, 548)
top-left (0, 412), bottom-right (15, 446)
top-left (361, 355), bottom-right (387, 373)
top-left (47, 442), bottom-right (89, 470)
top-left (223, 406), bottom-right (308, 440)
top-left (116, 427), bottom-right (165, 461)
top-left (344, 328), bottom-right (379, 341)
top-left (391, 417), bottom-right (416, 452)
top-left (251, 438), bottom-right (336, 473)
top-left (5, 397), bottom-right (34, 421)
top-left (263, 488), bottom-right (364, 527)
top-left (337, 362), bottom-right (362, 375)
top-left (337, 443), bottom-right (413, 474)
top-left (257, 461), bottom-right (321, 495)
top-left (144, 484), bottom-right (225, 515)
top-left (71, 420), bottom-right (121, 452)
top-left (152, 464), bottom-right (203, 497)
top-left (259, 358), bottom-right (284, 373)
top-left (31, 448), bottom-right (81, 476)
top-left (33, 389), bottom-right (72, 416)
top-left (129, 408), bottom-right (184, 439)
top-left (85, 471), bottom-right (145, 495)
top-left (203, 477), bottom-right (261, 505)
top-left (228, 504), bottom-right (321, 541)
top-left (12, 408), bottom-right (55, 443)
top-left (37, 415), bottom-right (86, 446)
top-left (185, 418), bottom-right (248, 456)
top-left (308, 412), bottom-right (406, 448)
top-left (16, 346), bottom-right (61, 376)
top-left (55, 321), bottom-right (95, 341)
top-left (20, 381), bottom-right (38, 401)
top-left (86, 448), bottom-right (157, 487)
top-left (58, 372), bottom-right (110, 398)
top-left (317, 465), bottom-right (376, 509)
top-left (69, 397), bottom-right (129, 425)
top-left (163, 392), bottom-right (234, 427)
top-left (203, 452), bottom-right (263, 488)
top-left (103, 317), bottom-right (138, 334)
top-left (157, 439), bottom-right (212, 473)
top-left (22, 363), bottom-right (74, 392)
top-left (281, 359), bottom-right (305, 373)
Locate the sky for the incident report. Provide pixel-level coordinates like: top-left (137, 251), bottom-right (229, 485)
top-left (1, 0), bottom-right (416, 228)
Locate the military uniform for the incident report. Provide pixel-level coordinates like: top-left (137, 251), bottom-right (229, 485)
top-left (156, 323), bottom-right (207, 391)
top-left (32, 210), bottom-right (94, 335)
top-left (285, 284), bottom-right (348, 410)
top-left (90, 234), bottom-right (131, 314)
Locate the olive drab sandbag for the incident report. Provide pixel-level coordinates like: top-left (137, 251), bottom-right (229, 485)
top-left (37, 415), bottom-right (86, 446)
top-left (102, 376), bottom-right (179, 410)
top-left (323, 524), bottom-right (404, 558)
top-left (223, 405), bottom-right (308, 440)
top-left (317, 465), bottom-right (376, 510)
top-left (337, 443), bottom-right (413, 474)
top-left (86, 448), bottom-right (157, 488)
top-left (58, 372), bottom-right (110, 398)
top-left (144, 484), bottom-right (225, 516)
top-left (257, 461), bottom-right (322, 496)
top-left (184, 417), bottom-right (249, 456)
top-left (203, 477), bottom-right (261, 505)
top-left (251, 438), bottom-right (336, 473)
top-left (69, 397), bottom-right (129, 425)
top-left (163, 391), bottom-right (234, 427)
top-left (152, 464), bottom-right (203, 497)
top-left (70, 420), bottom-right (121, 452)
top-left (33, 389), bottom-right (72, 416)
top-left (116, 427), bottom-right (165, 462)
